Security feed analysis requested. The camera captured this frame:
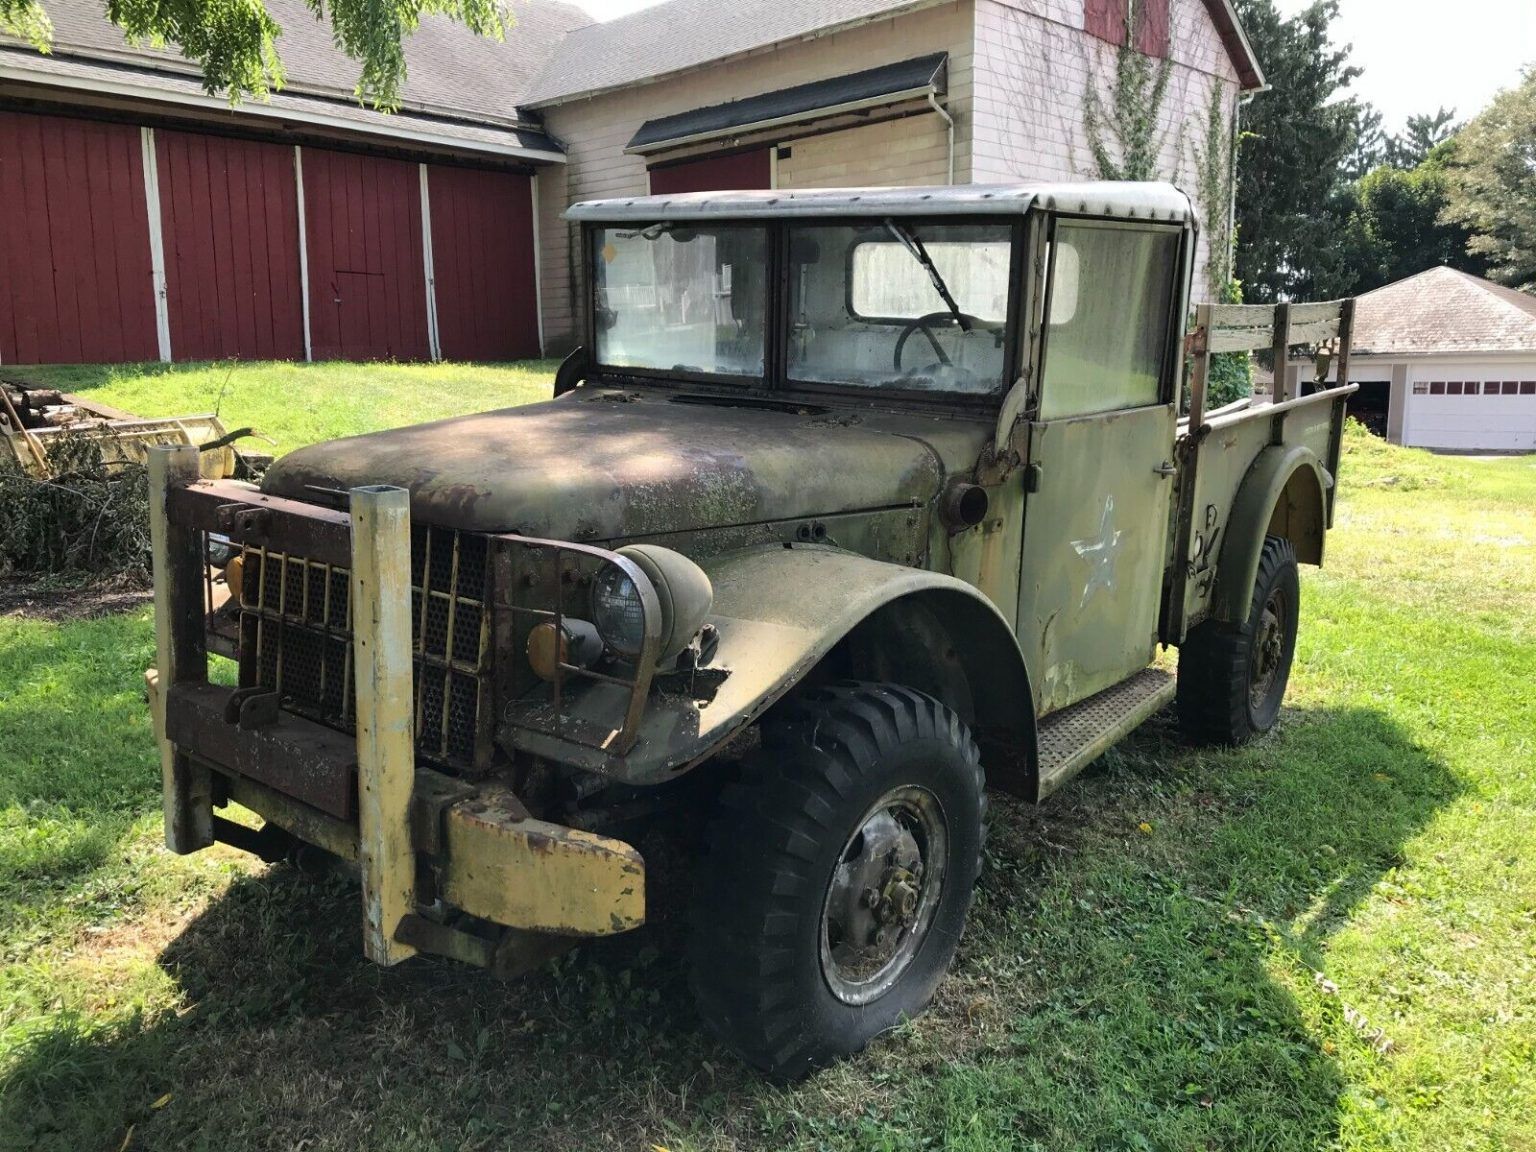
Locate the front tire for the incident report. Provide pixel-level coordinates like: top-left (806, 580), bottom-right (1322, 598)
top-left (688, 683), bottom-right (985, 1080)
top-left (1177, 534), bottom-right (1300, 744)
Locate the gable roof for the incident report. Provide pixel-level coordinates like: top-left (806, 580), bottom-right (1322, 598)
top-left (1351, 267), bottom-right (1536, 356)
top-left (0, 0), bottom-right (590, 157)
top-left (522, 0), bottom-right (1266, 107)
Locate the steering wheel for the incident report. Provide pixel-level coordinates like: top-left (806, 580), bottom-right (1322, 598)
top-left (892, 311), bottom-right (997, 373)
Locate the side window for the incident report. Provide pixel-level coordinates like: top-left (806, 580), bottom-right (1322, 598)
top-left (1038, 222), bottom-right (1180, 420)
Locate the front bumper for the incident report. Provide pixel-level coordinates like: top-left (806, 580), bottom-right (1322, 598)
top-left (145, 447), bottom-right (647, 968)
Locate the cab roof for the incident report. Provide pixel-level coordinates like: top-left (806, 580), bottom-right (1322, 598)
top-left (566, 181), bottom-right (1195, 224)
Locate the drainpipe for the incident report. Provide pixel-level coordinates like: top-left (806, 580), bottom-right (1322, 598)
top-left (928, 92), bottom-right (955, 185)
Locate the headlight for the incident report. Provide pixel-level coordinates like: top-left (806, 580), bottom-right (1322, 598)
top-left (591, 565), bottom-right (647, 657)
top-left (590, 546), bottom-right (714, 666)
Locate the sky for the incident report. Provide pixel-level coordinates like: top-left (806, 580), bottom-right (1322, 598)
top-left (572, 0), bottom-right (1535, 133)
top-left (1274, 0), bottom-right (1533, 132)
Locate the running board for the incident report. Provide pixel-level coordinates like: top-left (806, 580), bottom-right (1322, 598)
top-left (1036, 667), bottom-right (1176, 800)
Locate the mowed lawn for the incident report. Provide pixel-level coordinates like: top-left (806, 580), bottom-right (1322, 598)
top-left (12, 359), bottom-right (560, 455)
top-left (1, 373), bottom-right (1533, 1150)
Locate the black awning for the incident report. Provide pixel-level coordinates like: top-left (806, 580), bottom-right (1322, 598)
top-left (626, 53), bottom-right (948, 153)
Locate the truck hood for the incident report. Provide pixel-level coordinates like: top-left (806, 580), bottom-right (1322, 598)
top-left (260, 390), bottom-right (958, 540)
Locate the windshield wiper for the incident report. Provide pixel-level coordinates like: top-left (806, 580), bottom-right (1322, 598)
top-left (884, 219), bottom-right (970, 332)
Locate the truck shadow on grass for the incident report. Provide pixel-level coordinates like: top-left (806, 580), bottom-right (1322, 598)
top-left (2, 705), bottom-right (1458, 1152)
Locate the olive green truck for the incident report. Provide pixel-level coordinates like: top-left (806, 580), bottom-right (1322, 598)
top-left (146, 181), bottom-right (1356, 1079)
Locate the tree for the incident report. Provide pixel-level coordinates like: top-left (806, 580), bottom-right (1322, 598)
top-left (1443, 69), bottom-right (1536, 290)
top-left (1332, 149), bottom-right (1485, 294)
top-left (1231, 0), bottom-right (1366, 302)
top-left (1341, 104), bottom-right (1386, 182)
top-left (1385, 107), bottom-right (1458, 169)
top-left (0, 0), bottom-right (505, 109)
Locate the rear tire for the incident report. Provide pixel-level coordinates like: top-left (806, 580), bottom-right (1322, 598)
top-left (688, 682), bottom-right (985, 1080)
top-left (1177, 535), bottom-right (1300, 745)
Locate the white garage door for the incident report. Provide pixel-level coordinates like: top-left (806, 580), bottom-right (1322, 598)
top-left (1406, 366), bottom-right (1536, 451)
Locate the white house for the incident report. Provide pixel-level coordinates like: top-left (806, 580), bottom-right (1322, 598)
top-left (1288, 267), bottom-right (1536, 453)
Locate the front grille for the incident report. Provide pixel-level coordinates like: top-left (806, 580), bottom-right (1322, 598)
top-left (238, 527), bottom-right (494, 769)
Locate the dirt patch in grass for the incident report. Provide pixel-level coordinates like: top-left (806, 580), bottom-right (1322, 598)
top-left (0, 577), bottom-right (151, 623)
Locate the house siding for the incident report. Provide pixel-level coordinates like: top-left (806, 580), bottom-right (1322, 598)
top-left (536, 1), bottom-right (976, 351)
top-left (970, 0), bottom-right (1241, 297)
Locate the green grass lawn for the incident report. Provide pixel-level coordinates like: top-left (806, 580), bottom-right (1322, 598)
top-left (13, 359), bottom-right (560, 456)
top-left (1, 419), bottom-right (1533, 1151)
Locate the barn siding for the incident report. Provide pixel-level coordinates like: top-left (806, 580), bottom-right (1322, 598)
top-left (300, 147), bottom-right (430, 361)
top-left (426, 165), bottom-right (541, 361)
top-left (155, 130), bottom-right (305, 361)
top-left (0, 110), bottom-right (158, 364)
top-left (648, 149), bottom-right (772, 194)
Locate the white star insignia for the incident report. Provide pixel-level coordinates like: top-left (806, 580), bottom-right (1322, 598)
top-left (1072, 495), bottom-right (1124, 608)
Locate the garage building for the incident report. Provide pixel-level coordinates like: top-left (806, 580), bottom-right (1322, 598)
top-left (1290, 267), bottom-right (1536, 453)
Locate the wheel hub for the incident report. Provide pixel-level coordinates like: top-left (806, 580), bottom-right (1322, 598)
top-left (820, 786), bottom-right (947, 1005)
top-left (1249, 593), bottom-right (1287, 709)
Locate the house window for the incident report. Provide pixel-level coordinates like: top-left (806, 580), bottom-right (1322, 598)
top-left (1522, 382), bottom-right (1536, 395)
top-left (1084, 0), bottom-right (1169, 57)
top-left (1429, 381), bottom-right (1445, 395)
top-left (1413, 382), bottom-right (1429, 394)
top-left (1503, 381), bottom-right (1519, 394)
top-left (1448, 381), bottom-right (1463, 394)
top-left (1466, 381), bottom-right (1481, 395)
top-left (1485, 382), bottom-right (1503, 397)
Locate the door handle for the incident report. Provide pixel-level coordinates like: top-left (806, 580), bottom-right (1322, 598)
top-left (1153, 461), bottom-right (1177, 478)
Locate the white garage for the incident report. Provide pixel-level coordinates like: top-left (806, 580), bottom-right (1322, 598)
top-left (1294, 266), bottom-right (1536, 453)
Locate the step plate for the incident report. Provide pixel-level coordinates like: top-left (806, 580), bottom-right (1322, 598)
top-left (1036, 667), bottom-right (1176, 799)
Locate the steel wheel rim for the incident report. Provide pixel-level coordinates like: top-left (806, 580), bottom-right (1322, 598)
top-left (818, 784), bottom-right (948, 1006)
top-left (1249, 586), bottom-right (1289, 712)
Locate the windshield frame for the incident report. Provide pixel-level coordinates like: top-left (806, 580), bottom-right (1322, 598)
top-left (581, 214), bottom-right (1027, 410)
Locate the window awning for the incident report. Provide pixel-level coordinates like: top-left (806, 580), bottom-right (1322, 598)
top-left (625, 53), bottom-right (948, 155)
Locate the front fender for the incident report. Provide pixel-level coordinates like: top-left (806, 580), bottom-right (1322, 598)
top-left (1210, 444), bottom-right (1328, 625)
top-left (516, 544), bottom-right (1034, 786)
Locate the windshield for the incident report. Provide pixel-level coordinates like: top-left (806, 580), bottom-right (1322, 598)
top-left (787, 221), bottom-right (1013, 395)
top-left (592, 224), bottom-right (767, 377)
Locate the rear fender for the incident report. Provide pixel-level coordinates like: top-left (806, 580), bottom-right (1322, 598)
top-left (574, 544), bottom-right (1037, 791)
top-left (1210, 445), bottom-right (1327, 626)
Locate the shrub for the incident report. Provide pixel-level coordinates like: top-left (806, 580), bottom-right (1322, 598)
top-left (0, 433), bottom-right (151, 581)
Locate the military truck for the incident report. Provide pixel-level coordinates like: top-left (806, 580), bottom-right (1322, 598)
top-left (145, 181), bottom-right (1356, 1079)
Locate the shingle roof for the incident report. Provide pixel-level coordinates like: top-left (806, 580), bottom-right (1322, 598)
top-left (522, 0), bottom-right (1265, 106)
top-left (2, 0), bottom-right (591, 130)
top-left (1351, 267), bottom-right (1536, 356)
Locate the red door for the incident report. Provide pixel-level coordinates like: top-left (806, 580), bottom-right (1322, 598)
top-left (426, 165), bottom-right (541, 361)
top-left (648, 149), bottom-right (772, 194)
top-left (0, 111), bottom-right (158, 364)
top-left (156, 130), bottom-right (305, 361)
top-left (300, 147), bottom-right (430, 361)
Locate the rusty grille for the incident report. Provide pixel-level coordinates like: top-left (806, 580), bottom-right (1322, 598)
top-left (238, 527), bottom-right (494, 768)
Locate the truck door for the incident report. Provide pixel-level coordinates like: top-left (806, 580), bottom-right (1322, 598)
top-left (1016, 219), bottom-right (1185, 714)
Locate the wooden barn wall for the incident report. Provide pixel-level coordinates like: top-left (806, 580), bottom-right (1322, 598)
top-left (426, 165), bottom-right (540, 362)
top-left (301, 148), bottom-right (430, 362)
top-left (0, 110), bottom-right (158, 365)
top-left (155, 130), bottom-right (306, 361)
top-left (647, 149), bottom-right (771, 195)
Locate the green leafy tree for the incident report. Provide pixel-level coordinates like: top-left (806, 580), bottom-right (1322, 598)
top-left (1231, 0), bottom-right (1366, 302)
top-left (1443, 69), bottom-right (1536, 290)
top-left (1334, 149), bottom-right (1484, 294)
top-left (1385, 107), bottom-right (1458, 168)
top-left (0, 0), bottom-right (506, 109)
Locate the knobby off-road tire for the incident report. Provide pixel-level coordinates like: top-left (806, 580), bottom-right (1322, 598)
top-left (1177, 534), bottom-right (1300, 745)
top-left (688, 682), bottom-right (985, 1080)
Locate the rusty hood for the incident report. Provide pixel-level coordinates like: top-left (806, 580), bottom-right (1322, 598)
top-left (260, 390), bottom-right (951, 539)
